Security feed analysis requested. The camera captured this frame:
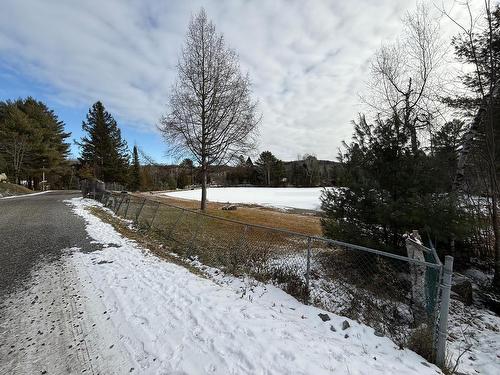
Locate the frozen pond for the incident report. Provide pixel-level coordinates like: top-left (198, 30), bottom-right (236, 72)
top-left (163, 187), bottom-right (327, 210)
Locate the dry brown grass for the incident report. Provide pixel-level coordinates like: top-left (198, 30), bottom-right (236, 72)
top-left (134, 191), bottom-right (322, 236)
top-left (0, 182), bottom-right (34, 196)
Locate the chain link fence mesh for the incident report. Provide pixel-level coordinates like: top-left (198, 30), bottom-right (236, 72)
top-left (95, 191), bottom-right (445, 357)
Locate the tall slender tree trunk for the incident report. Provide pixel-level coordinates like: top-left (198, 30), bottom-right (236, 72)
top-left (201, 162), bottom-right (207, 211)
top-left (410, 128), bottom-right (419, 156)
top-left (492, 194), bottom-right (500, 289)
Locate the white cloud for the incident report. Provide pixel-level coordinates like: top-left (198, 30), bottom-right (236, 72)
top-left (0, 0), bottom-right (486, 160)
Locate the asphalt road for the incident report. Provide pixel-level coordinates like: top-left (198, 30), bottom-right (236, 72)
top-left (0, 191), bottom-right (108, 374)
top-left (0, 191), bottom-right (99, 297)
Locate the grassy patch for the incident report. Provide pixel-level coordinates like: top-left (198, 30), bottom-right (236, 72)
top-left (0, 182), bottom-right (34, 197)
top-left (135, 192), bottom-right (322, 236)
top-left (407, 325), bottom-right (435, 363)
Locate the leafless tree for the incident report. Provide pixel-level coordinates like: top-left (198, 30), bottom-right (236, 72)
top-left (159, 9), bottom-right (259, 210)
top-left (137, 147), bottom-right (156, 166)
top-left (365, 3), bottom-right (445, 154)
top-left (302, 154), bottom-right (320, 186)
top-left (0, 105), bottom-right (32, 184)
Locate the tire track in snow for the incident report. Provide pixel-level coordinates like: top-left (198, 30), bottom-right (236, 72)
top-left (0, 254), bottom-right (94, 374)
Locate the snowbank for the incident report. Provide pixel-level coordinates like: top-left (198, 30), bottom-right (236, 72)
top-left (164, 187), bottom-right (327, 210)
top-left (66, 197), bottom-right (440, 374)
top-left (447, 299), bottom-right (500, 374)
top-left (0, 190), bottom-right (49, 200)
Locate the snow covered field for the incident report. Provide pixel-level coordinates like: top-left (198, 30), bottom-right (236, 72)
top-left (164, 187), bottom-right (326, 210)
top-left (60, 197), bottom-right (441, 374)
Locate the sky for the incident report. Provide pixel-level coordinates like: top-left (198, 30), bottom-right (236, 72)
top-left (0, 0), bottom-right (485, 163)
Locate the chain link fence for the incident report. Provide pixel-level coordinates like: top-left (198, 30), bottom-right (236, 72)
top-left (93, 191), bottom-right (452, 365)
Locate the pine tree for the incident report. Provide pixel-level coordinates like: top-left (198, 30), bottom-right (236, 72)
top-left (19, 98), bottom-right (71, 189)
top-left (178, 158), bottom-right (194, 188)
top-left (430, 120), bottom-right (466, 192)
top-left (129, 145), bottom-right (141, 191)
top-left (0, 97), bottom-right (71, 188)
top-left (320, 115), bottom-right (473, 254)
top-left (77, 101), bottom-right (129, 184)
top-left (255, 151), bottom-right (285, 186)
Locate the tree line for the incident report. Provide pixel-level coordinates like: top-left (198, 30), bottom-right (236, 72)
top-left (0, 96), bottom-right (329, 192)
top-left (0, 98), bottom-right (148, 192)
top-left (225, 152), bottom-right (341, 187)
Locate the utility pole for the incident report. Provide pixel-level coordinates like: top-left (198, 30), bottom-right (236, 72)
top-left (41, 165), bottom-right (46, 191)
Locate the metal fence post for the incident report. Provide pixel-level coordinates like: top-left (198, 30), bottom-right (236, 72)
top-left (135, 198), bottom-right (147, 224)
top-left (238, 225), bottom-right (249, 250)
top-left (115, 194), bottom-right (125, 214)
top-left (167, 209), bottom-right (185, 239)
top-left (102, 192), bottom-right (110, 206)
top-left (111, 195), bottom-right (118, 211)
top-left (124, 197), bottom-right (131, 218)
top-left (435, 255), bottom-right (453, 367)
top-left (232, 224), bottom-right (249, 257)
top-left (148, 202), bottom-right (160, 230)
top-left (187, 213), bottom-right (203, 256)
top-left (305, 237), bottom-right (312, 305)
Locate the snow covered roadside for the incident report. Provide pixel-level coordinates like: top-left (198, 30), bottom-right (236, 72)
top-left (164, 187), bottom-right (326, 210)
top-left (66, 197), bottom-right (441, 374)
top-left (0, 190), bottom-right (50, 199)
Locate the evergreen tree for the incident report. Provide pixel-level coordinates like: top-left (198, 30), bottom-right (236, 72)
top-left (177, 158), bottom-right (194, 188)
top-left (129, 145), bottom-right (141, 191)
top-left (19, 98), bottom-right (71, 189)
top-left (0, 103), bottom-right (35, 184)
top-left (321, 115), bottom-right (473, 255)
top-left (244, 156), bottom-right (258, 185)
top-left (77, 101), bottom-right (129, 184)
top-left (0, 97), bottom-right (71, 188)
top-left (430, 120), bottom-right (466, 192)
top-left (255, 151), bottom-right (285, 186)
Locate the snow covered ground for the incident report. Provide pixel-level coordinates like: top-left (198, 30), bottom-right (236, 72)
top-left (59, 197), bottom-right (441, 374)
top-left (164, 187), bottom-right (326, 210)
top-left (447, 299), bottom-right (500, 374)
